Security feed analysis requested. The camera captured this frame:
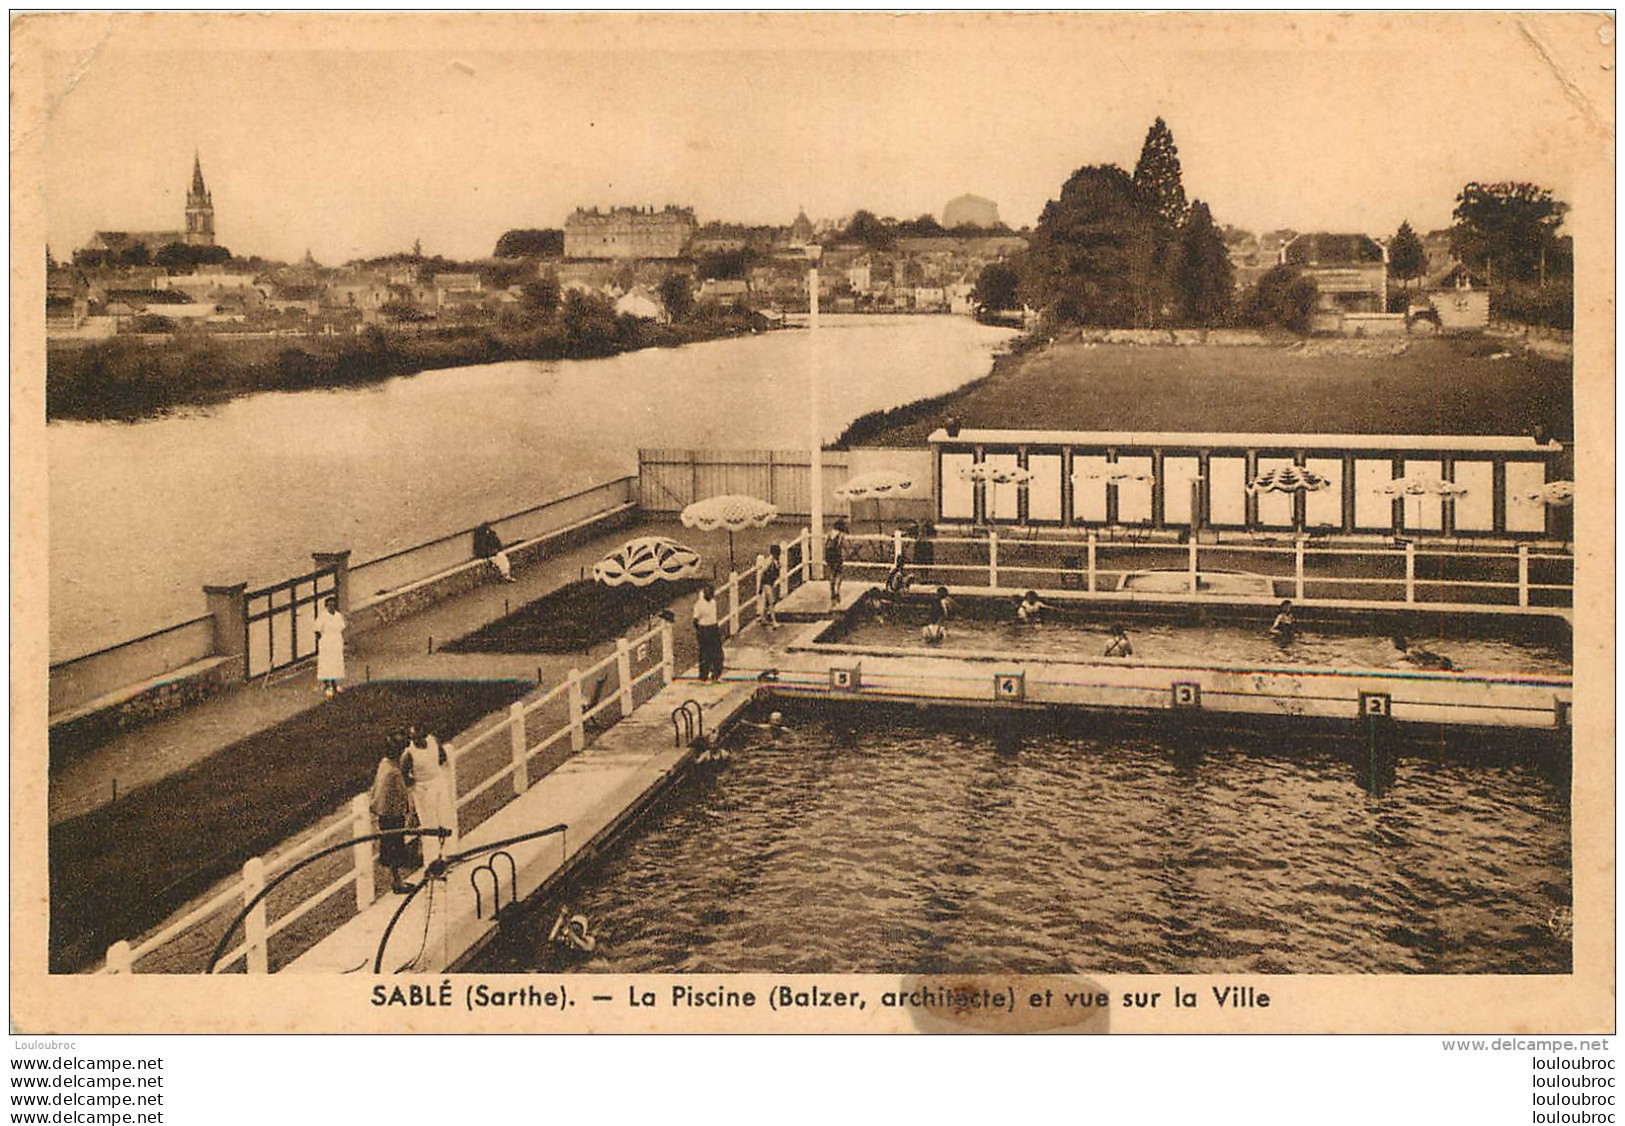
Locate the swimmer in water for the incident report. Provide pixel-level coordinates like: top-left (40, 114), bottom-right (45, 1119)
top-left (875, 560), bottom-right (912, 622)
top-left (1267, 599), bottom-right (1295, 642)
top-left (922, 620), bottom-right (946, 645)
top-left (1392, 636), bottom-right (1454, 670)
top-left (1017, 590), bottom-right (1048, 625)
top-left (736, 710), bottom-right (788, 737)
top-left (1103, 622), bottom-right (1133, 658)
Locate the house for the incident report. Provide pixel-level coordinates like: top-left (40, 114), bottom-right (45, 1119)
top-left (913, 286), bottom-right (947, 312)
top-left (1280, 233), bottom-right (1387, 315)
top-left (433, 273), bottom-right (483, 307)
top-left (614, 285), bottom-right (667, 322)
top-left (697, 278), bottom-right (749, 305)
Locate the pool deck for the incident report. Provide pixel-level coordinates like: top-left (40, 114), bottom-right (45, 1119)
top-left (286, 671), bottom-right (760, 974)
top-left (295, 587), bottom-right (1569, 973)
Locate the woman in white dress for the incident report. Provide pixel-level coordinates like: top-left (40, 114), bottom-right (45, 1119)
top-left (313, 596), bottom-right (346, 697)
top-left (404, 730), bottom-right (453, 863)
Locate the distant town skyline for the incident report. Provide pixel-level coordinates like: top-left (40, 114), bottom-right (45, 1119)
top-left (32, 13), bottom-right (1597, 263)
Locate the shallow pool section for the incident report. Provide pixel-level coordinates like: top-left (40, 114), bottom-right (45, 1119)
top-left (828, 598), bottom-right (1571, 676)
top-left (469, 706), bottom-right (1570, 975)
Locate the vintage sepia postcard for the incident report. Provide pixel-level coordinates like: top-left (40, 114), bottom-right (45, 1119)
top-left (10, 11), bottom-right (1615, 1035)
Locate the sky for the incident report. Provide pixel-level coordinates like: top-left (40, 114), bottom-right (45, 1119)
top-left (28, 12), bottom-right (1611, 264)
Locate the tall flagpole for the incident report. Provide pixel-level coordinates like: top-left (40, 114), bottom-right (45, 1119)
top-left (808, 246), bottom-right (824, 583)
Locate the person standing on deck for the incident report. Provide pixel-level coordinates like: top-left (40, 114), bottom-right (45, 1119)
top-left (693, 583), bottom-right (724, 682)
top-left (825, 519), bottom-right (849, 604)
top-left (370, 740), bottom-right (414, 895)
top-left (759, 546), bottom-right (783, 629)
top-left (314, 596), bottom-right (347, 697)
top-left (403, 729), bottom-right (452, 861)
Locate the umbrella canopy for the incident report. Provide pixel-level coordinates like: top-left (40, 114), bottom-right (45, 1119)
top-left (834, 469), bottom-right (917, 500)
top-left (1070, 467), bottom-right (1156, 485)
top-left (680, 494), bottom-right (780, 532)
top-left (1374, 473), bottom-right (1470, 498)
top-left (681, 493), bottom-right (779, 573)
top-left (1248, 466), bottom-right (1332, 494)
top-left (961, 462), bottom-right (1034, 486)
top-left (1512, 479), bottom-right (1575, 507)
top-left (592, 537), bottom-right (704, 587)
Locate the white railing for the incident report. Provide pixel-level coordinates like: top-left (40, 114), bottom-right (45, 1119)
top-left (837, 531), bottom-right (1573, 608)
top-left (97, 533), bottom-right (816, 975)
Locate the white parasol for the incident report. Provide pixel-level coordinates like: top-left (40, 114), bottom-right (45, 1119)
top-left (836, 469), bottom-right (918, 532)
top-left (1374, 473), bottom-right (1470, 498)
top-left (681, 494), bottom-right (779, 572)
top-left (592, 537), bottom-right (704, 587)
top-left (1248, 466), bottom-right (1332, 494)
top-left (960, 462), bottom-right (1033, 523)
top-left (1071, 467), bottom-right (1157, 485)
top-left (834, 469), bottom-right (917, 500)
top-left (1511, 479), bottom-right (1574, 507)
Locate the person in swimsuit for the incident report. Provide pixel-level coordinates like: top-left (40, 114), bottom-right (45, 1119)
top-left (1103, 623), bottom-right (1134, 658)
top-left (825, 519), bottom-right (848, 603)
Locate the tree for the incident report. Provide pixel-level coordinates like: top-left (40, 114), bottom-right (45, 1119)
top-left (1132, 117), bottom-right (1189, 229)
top-left (658, 273), bottom-right (695, 321)
top-left (1387, 220), bottom-right (1427, 292)
top-left (493, 229), bottom-right (565, 258)
top-left (698, 250), bottom-right (748, 280)
top-left (897, 214), bottom-right (946, 238)
top-left (1174, 200), bottom-right (1233, 325)
top-left (559, 290), bottom-right (620, 354)
top-left (842, 210), bottom-right (896, 251)
top-left (155, 242), bottom-right (233, 272)
top-left (971, 261), bottom-right (1022, 311)
top-left (1247, 265), bottom-right (1318, 334)
top-left (520, 275), bottom-right (560, 319)
top-left (1450, 182), bottom-right (1567, 285)
top-left (1021, 164), bottom-right (1157, 327)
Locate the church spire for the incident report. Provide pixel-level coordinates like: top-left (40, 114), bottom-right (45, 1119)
top-left (185, 151), bottom-right (215, 247)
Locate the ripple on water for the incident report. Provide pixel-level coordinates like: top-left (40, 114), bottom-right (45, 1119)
top-left (470, 709), bottom-right (1571, 975)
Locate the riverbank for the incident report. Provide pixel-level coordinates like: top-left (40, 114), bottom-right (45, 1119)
top-left (835, 330), bottom-right (1574, 447)
top-left (46, 307), bottom-right (774, 422)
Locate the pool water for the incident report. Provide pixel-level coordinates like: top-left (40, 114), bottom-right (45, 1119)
top-left (830, 602), bottom-right (1571, 676)
top-left (469, 706), bottom-right (1570, 975)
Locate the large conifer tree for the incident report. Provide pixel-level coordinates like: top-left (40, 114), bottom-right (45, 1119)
top-left (1132, 117), bottom-right (1189, 228)
top-left (1175, 200), bottom-right (1234, 325)
top-left (1131, 117), bottom-right (1189, 325)
top-left (1387, 220), bottom-right (1427, 293)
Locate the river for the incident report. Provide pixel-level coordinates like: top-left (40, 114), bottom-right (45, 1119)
top-left (48, 315), bottom-right (1015, 660)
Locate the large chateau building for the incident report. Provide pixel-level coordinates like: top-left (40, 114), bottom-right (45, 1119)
top-left (81, 153), bottom-right (216, 257)
top-left (564, 205), bottom-right (694, 260)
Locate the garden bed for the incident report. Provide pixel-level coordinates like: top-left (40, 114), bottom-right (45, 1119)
top-left (49, 679), bottom-right (529, 973)
top-left (443, 579), bottom-right (701, 654)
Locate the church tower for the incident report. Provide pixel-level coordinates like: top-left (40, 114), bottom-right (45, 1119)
top-left (184, 152), bottom-right (215, 246)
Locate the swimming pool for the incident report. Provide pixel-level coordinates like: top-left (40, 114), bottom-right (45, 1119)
top-left (467, 704), bottom-right (1571, 976)
top-left (823, 595), bottom-right (1571, 677)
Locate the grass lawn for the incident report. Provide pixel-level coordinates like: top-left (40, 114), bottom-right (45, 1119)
top-left (49, 679), bottom-right (528, 973)
top-left (843, 335), bottom-right (1571, 446)
top-left (444, 578), bottom-right (702, 654)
